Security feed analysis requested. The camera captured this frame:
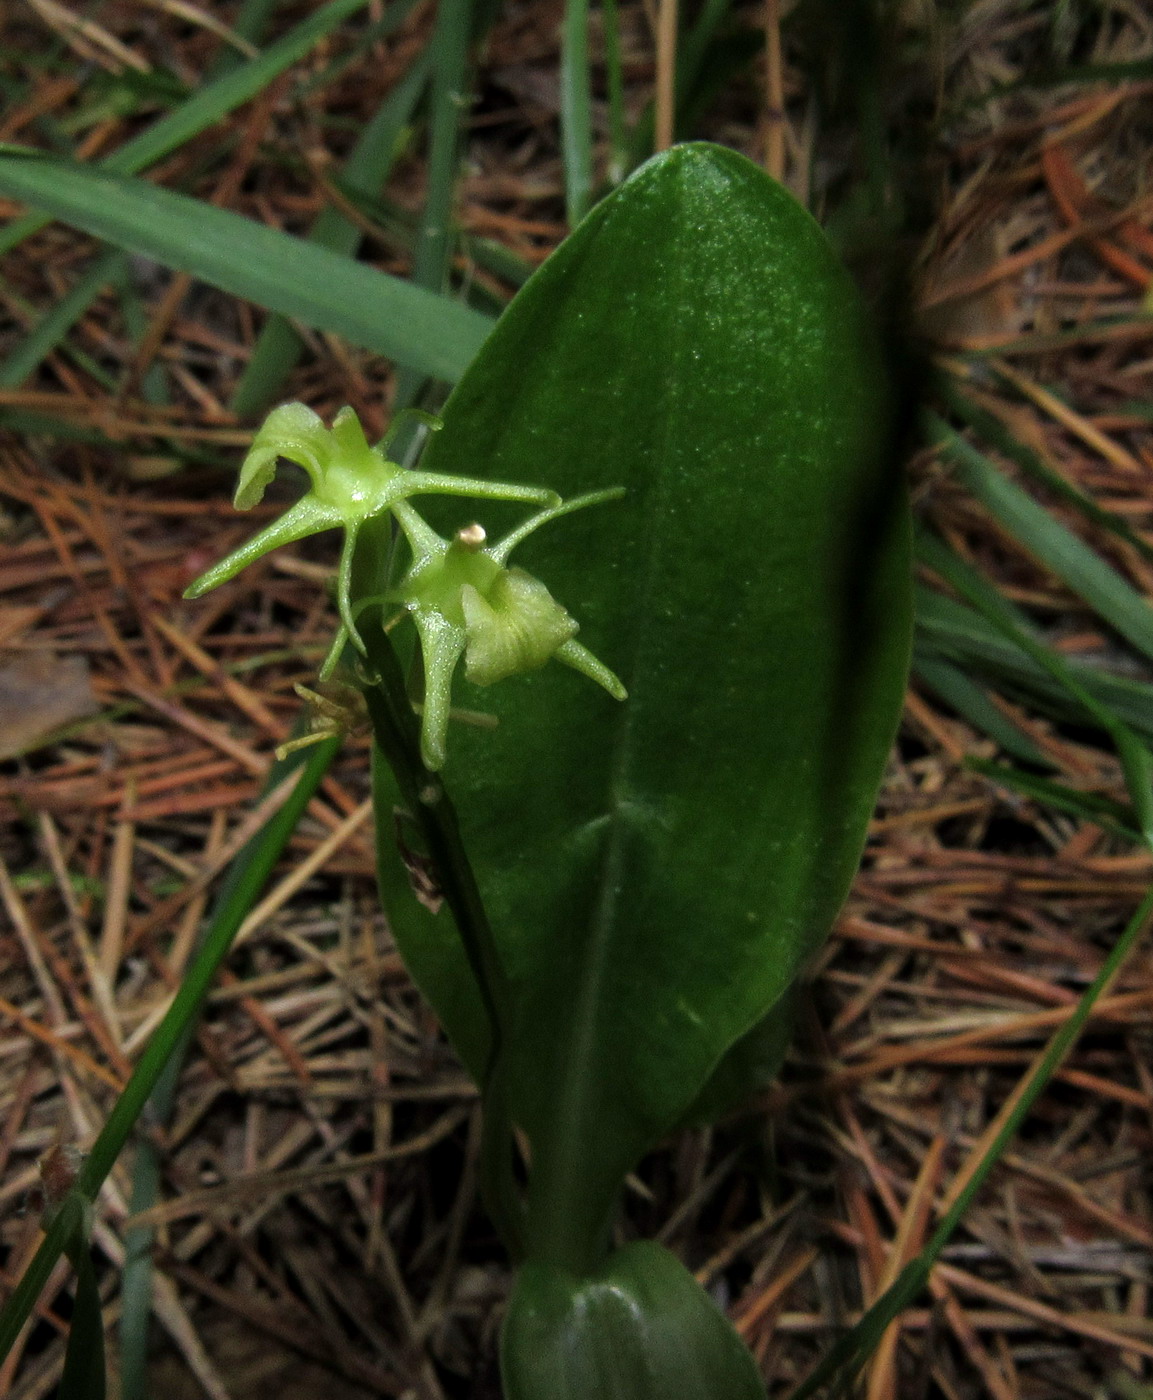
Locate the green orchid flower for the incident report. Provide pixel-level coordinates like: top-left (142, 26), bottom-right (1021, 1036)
top-left (183, 402), bottom-right (559, 663)
top-left (387, 491), bottom-right (628, 771)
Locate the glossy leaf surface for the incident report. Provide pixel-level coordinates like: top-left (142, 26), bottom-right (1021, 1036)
top-left (502, 1242), bottom-right (764, 1400)
top-left (374, 143), bottom-right (912, 1268)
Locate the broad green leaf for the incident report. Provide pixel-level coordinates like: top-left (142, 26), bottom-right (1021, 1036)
top-left (0, 152), bottom-right (493, 383)
top-left (373, 143), bottom-right (912, 1268)
top-left (502, 1242), bottom-right (765, 1400)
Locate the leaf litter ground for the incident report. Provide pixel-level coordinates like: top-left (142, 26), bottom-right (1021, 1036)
top-left (1, 2), bottom-right (1153, 1397)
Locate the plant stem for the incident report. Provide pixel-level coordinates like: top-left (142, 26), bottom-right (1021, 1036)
top-left (357, 616), bottom-right (525, 1256)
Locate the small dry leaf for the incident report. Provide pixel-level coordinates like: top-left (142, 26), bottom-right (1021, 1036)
top-left (0, 652), bottom-right (100, 759)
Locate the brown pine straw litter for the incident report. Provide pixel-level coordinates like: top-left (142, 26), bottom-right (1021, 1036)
top-left (2, 2), bottom-right (1153, 1397)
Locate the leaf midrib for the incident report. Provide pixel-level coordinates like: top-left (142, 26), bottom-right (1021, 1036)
top-left (527, 166), bottom-right (694, 1256)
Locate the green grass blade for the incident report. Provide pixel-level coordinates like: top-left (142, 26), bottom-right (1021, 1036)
top-left (117, 727), bottom-right (339, 1400)
top-left (230, 46), bottom-right (432, 415)
top-left (623, 0), bottom-right (740, 171)
top-left (788, 881), bottom-right (1153, 1398)
top-left (415, 0), bottom-right (472, 290)
top-left (0, 152), bottom-right (495, 382)
top-left (0, 1196), bottom-right (86, 1366)
top-left (391, 0), bottom-right (477, 409)
top-left (678, 0), bottom-right (736, 83)
top-left (333, 181), bottom-right (533, 293)
top-left (0, 740), bottom-right (338, 1371)
top-left (207, 0), bottom-right (281, 77)
top-left (111, 256), bottom-right (170, 405)
top-left (0, 248), bottom-right (125, 388)
top-left (941, 387), bottom-right (1153, 567)
top-left (119, 1134), bottom-right (161, 1400)
top-left (918, 530), bottom-right (1153, 842)
top-left (912, 651), bottom-right (1049, 766)
top-left (76, 738), bottom-right (338, 1193)
top-left (602, 0), bottom-right (627, 183)
top-left (928, 411), bottom-right (1153, 665)
top-left (0, 0), bottom-right (375, 258)
top-left (915, 584), bottom-right (1153, 744)
top-left (60, 1244), bottom-right (106, 1400)
top-left (561, 0), bottom-right (593, 225)
top-left (0, 273), bottom-right (117, 391)
top-left (966, 757), bottom-right (1141, 840)
top-left (0, 0), bottom-right (386, 397)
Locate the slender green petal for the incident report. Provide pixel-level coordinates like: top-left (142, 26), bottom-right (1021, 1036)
top-left (490, 487), bottom-right (626, 565)
top-left (236, 402), bottom-right (331, 506)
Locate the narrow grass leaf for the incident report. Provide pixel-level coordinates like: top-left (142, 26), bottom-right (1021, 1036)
top-left (207, 0), bottom-right (281, 77)
top-left (414, 0), bottom-right (471, 291)
top-left (561, 0), bottom-right (594, 224)
top-left (0, 0), bottom-right (375, 257)
top-left (919, 530), bottom-right (1153, 842)
top-left (0, 1195), bottom-right (87, 1366)
top-left (788, 882), bottom-right (1153, 1399)
top-left (941, 387), bottom-right (1153, 566)
top-left (624, 0), bottom-right (742, 172)
top-left (118, 728), bottom-right (339, 1400)
top-left (335, 182), bottom-right (534, 292)
top-left (230, 47), bottom-right (432, 415)
top-left (0, 248), bottom-right (125, 388)
top-left (966, 757), bottom-right (1141, 841)
top-left (0, 740), bottom-right (338, 1370)
top-left (928, 411), bottom-right (1153, 665)
top-left (60, 1244), bottom-right (105, 1400)
top-left (120, 1133), bottom-right (161, 1400)
top-left (390, 0), bottom-right (475, 410)
top-left (0, 152), bottom-right (495, 382)
top-left (293, 0), bottom-right (429, 99)
top-left (913, 651), bottom-right (1049, 766)
top-left (602, 0), bottom-right (627, 183)
top-left (915, 584), bottom-right (1153, 744)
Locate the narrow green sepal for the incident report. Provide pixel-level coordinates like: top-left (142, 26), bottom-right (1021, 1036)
top-left (183, 496), bottom-right (341, 598)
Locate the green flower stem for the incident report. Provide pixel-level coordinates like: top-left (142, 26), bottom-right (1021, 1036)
top-left (357, 615), bottom-right (524, 1256)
